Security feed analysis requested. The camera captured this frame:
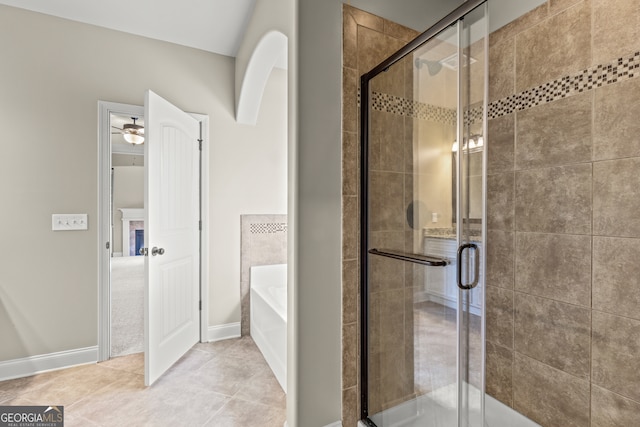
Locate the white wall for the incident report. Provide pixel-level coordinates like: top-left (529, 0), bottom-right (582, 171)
top-left (210, 67), bottom-right (288, 326)
top-left (0, 4), bottom-right (287, 361)
top-left (235, 0), bottom-right (292, 113)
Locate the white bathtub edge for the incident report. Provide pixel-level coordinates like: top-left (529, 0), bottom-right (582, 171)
top-left (251, 314), bottom-right (287, 393)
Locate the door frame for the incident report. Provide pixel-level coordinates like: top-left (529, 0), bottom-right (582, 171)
top-left (97, 100), bottom-right (210, 362)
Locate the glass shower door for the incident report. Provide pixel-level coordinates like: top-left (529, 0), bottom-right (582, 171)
top-left (456, 4), bottom-right (487, 426)
top-left (360, 2), bottom-right (487, 426)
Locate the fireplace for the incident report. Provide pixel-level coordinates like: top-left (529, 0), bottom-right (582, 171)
top-left (119, 208), bottom-right (144, 256)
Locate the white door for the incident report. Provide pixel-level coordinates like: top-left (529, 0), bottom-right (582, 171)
top-left (144, 90), bottom-right (200, 386)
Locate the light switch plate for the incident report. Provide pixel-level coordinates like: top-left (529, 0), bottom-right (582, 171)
top-left (52, 214), bottom-right (88, 231)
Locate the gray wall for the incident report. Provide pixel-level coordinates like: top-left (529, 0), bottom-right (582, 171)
top-left (295, 1), bottom-right (343, 424)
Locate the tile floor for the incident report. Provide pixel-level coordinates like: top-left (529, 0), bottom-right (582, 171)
top-left (0, 337), bottom-right (286, 427)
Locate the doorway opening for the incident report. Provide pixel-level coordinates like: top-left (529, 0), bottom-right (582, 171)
top-left (97, 100), bottom-right (210, 369)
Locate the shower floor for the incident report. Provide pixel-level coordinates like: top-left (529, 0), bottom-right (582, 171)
top-left (365, 301), bottom-right (539, 427)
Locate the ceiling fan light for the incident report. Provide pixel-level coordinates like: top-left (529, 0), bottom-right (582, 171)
top-left (124, 133), bottom-right (144, 144)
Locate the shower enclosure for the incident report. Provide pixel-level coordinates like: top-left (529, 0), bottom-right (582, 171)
top-left (359, 2), bottom-right (516, 425)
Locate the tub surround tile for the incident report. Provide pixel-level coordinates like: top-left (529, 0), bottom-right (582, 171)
top-left (515, 232), bottom-right (591, 307)
top-left (592, 311), bottom-right (640, 402)
top-left (594, 77), bottom-right (640, 161)
top-left (514, 293), bottom-right (591, 379)
top-left (592, 0), bottom-right (640, 65)
top-left (486, 285), bottom-right (514, 349)
top-left (487, 172), bottom-right (515, 231)
top-left (515, 1), bottom-right (591, 92)
top-left (591, 385), bottom-right (640, 427)
top-left (513, 353), bottom-right (590, 427)
top-left (593, 237), bottom-right (640, 321)
top-left (486, 342), bottom-right (513, 408)
top-left (240, 215), bottom-right (287, 336)
top-left (594, 158), bottom-right (640, 238)
top-left (516, 92), bottom-right (592, 169)
top-left (515, 164), bottom-right (592, 234)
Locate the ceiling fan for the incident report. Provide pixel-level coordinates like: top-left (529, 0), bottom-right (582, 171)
top-left (112, 117), bottom-right (145, 145)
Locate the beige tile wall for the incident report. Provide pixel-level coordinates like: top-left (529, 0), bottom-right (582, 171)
top-left (486, 0), bottom-right (640, 425)
top-left (343, 1), bottom-right (640, 426)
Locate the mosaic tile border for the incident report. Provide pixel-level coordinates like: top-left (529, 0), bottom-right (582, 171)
top-left (371, 91), bottom-right (456, 124)
top-left (367, 51), bottom-right (640, 123)
top-left (249, 222), bottom-right (288, 234)
top-left (489, 51), bottom-right (640, 119)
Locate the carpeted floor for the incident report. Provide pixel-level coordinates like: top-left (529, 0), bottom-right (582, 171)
top-left (110, 256), bottom-right (144, 357)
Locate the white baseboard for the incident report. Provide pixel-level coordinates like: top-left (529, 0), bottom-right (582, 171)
top-left (0, 346), bottom-right (98, 381)
top-left (207, 322), bottom-right (241, 342)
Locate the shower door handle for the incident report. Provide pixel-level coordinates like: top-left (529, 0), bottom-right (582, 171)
top-left (457, 243), bottom-right (479, 290)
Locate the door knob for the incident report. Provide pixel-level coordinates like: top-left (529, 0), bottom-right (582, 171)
top-left (151, 247), bottom-right (165, 256)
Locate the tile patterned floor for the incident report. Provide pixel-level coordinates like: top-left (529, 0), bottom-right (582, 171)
top-left (0, 337), bottom-right (286, 427)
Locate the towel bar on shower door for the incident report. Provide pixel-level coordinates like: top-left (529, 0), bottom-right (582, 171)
top-left (368, 248), bottom-right (449, 267)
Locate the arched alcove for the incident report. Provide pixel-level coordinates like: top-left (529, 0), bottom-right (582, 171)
top-left (236, 30), bottom-right (287, 125)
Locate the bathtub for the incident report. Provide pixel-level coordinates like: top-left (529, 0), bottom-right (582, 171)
top-left (250, 263), bottom-right (287, 393)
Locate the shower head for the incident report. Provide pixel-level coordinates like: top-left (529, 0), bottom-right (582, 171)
top-left (415, 58), bottom-right (443, 76)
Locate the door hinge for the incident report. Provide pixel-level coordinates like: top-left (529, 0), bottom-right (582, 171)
top-left (198, 139), bottom-right (203, 151)
top-left (199, 300), bottom-right (202, 311)
top-left (199, 220), bottom-right (202, 231)
top-left (106, 242), bottom-right (110, 250)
